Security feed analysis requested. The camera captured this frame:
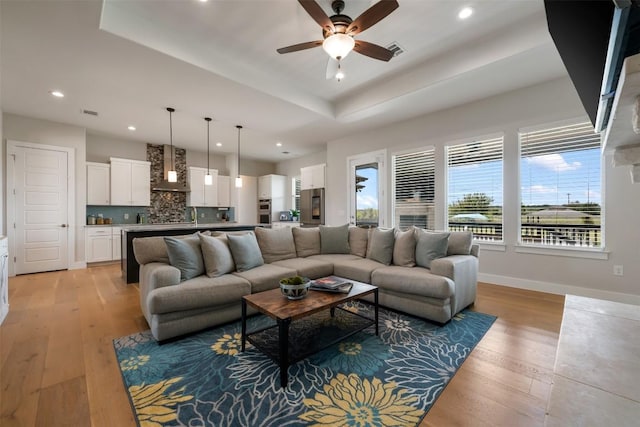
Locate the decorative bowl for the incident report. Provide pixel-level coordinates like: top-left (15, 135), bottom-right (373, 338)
top-left (280, 276), bottom-right (311, 300)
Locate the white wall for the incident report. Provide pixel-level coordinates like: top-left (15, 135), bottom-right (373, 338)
top-left (86, 132), bottom-right (147, 163)
top-left (324, 77), bottom-right (640, 303)
top-left (3, 113), bottom-right (87, 268)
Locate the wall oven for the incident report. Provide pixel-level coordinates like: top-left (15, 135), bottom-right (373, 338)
top-left (258, 199), bottom-right (271, 224)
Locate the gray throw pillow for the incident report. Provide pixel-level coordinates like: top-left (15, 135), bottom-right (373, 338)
top-left (366, 228), bottom-right (395, 265)
top-left (393, 227), bottom-right (416, 267)
top-left (164, 235), bottom-right (205, 281)
top-left (447, 231), bottom-right (473, 255)
top-left (415, 229), bottom-right (450, 269)
top-left (227, 232), bottom-right (264, 272)
top-left (320, 224), bottom-right (350, 254)
top-left (292, 227), bottom-right (321, 257)
top-left (198, 233), bottom-right (235, 277)
top-left (349, 226), bottom-right (369, 257)
top-left (255, 227), bottom-right (297, 263)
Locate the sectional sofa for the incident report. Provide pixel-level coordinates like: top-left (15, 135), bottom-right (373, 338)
top-left (133, 224), bottom-right (479, 341)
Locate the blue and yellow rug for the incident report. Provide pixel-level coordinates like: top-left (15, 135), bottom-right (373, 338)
top-left (114, 302), bottom-right (495, 427)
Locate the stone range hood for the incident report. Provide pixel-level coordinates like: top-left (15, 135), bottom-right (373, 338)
top-left (151, 144), bottom-right (190, 192)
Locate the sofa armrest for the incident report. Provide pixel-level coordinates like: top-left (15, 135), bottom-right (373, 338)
top-left (139, 262), bottom-right (181, 320)
top-left (430, 255), bottom-right (478, 314)
top-left (471, 244), bottom-right (479, 258)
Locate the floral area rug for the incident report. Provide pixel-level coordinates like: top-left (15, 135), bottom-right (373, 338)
top-left (113, 302), bottom-right (495, 427)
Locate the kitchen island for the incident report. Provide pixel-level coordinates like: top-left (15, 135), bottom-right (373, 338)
top-left (121, 223), bottom-right (265, 284)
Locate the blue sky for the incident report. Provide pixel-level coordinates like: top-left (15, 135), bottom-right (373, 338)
top-left (356, 166), bottom-right (379, 210)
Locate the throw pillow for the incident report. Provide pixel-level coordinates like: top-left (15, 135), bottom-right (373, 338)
top-left (447, 231), bottom-right (474, 255)
top-left (254, 226), bottom-right (297, 263)
top-left (319, 224), bottom-right (350, 254)
top-left (393, 227), bottom-right (416, 267)
top-left (198, 233), bottom-right (235, 277)
top-left (164, 235), bottom-right (205, 281)
top-left (415, 229), bottom-right (450, 269)
top-left (366, 227), bottom-right (395, 265)
top-left (292, 227), bottom-right (321, 257)
top-left (227, 232), bottom-right (264, 272)
top-left (349, 226), bottom-right (369, 257)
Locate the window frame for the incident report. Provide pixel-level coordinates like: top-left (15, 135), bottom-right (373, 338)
top-left (444, 132), bottom-right (505, 243)
top-left (517, 118), bottom-right (606, 252)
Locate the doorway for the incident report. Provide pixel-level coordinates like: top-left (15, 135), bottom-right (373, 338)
top-left (347, 150), bottom-right (387, 228)
top-left (7, 141), bottom-right (72, 275)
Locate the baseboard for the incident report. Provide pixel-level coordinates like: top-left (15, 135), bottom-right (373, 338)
top-left (478, 273), bottom-right (640, 306)
top-left (70, 261), bottom-right (87, 270)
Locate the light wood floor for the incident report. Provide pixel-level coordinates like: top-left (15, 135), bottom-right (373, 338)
top-left (0, 264), bottom-right (565, 427)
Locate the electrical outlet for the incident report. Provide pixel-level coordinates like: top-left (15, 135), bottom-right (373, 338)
top-left (613, 265), bottom-right (624, 276)
top-left (124, 213), bottom-right (129, 220)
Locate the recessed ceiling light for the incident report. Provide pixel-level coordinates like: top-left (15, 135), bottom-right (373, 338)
top-left (128, 126), bottom-right (136, 131)
top-left (216, 142), bottom-right (222, 147)
top-left (458, 7), bottom-right (473, 20)
top-left (276, 142), bottom-right (282, 147)
top-left (49, 90), bottom-right (64, 98)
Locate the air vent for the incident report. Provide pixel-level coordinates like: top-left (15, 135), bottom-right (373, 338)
top-left (386, 42), bottom-right (404, 57)
top-left (82, 109), bottom-right (99, 116)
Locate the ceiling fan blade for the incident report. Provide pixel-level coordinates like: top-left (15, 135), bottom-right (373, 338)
top-left (326, 58), bottom-right (338, 79)
top-left (298, 0), bottom-right (335, 33)
top-left (353, 40), bottom-right (394, 61)
top-left (347, 0), bottom-right (399, 35)
top-left (277, 40), bottom-right (323, 54)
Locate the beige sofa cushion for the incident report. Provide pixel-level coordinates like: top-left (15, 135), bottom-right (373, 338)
top-left (366, 228), bottom-right (395, 265)
top-left (271, 258), bottom-right (334, 280)
top-left (199, 233), bottom-right (235, 277)
top-left (393, 227), bottom-right (416, 267)
top-left (320, 224), bottom-right (350, 254)
top-left (333, 258), bottom-right (386, 284)
top-left (349, 226), bottom-right (369, 257)
top-left (292, 227), bottom-right (321, 257)
top-left (255, 226), bottom-right (297, 263)
top-left (447, 231), bottom-right (474, 255)
top-left (372, 265), bottom-right (454, 299)
top-left (133, 232), bottom-right (210, 265)
top-left (233, 264), bottom-right (297, 293)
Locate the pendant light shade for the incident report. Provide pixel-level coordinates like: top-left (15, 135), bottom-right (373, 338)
top-left (235, 125), bottom-right (243, 188)
top-left (204, 117), bottom-right (213, 186)
top-left (166, 107), bottom-right (177, 183)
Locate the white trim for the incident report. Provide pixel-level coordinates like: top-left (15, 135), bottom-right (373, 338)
top-left (6, 140), bottom-right (76, 276)
top-left (70, 261), bottom-right (87, 270)
top-left (347, 149), bottom-right (387, 227)
top-left (477, 242), bottom-right (506, 252)
top-left (517, 115), bottom-right (591, 134)
top-left (479, 273), bottom-right (640, 306)
top-left (515, 244), bottom-right (609, 260)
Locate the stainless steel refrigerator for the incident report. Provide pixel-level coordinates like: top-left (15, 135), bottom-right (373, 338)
top-left (300, 188), bottom-right (325, 227)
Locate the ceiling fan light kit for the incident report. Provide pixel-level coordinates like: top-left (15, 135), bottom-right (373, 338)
top-left (277, 0), bottom-right (399, 75)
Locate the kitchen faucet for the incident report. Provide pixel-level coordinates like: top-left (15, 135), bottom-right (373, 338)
top-left (191, 206), bottom-right (198, 226)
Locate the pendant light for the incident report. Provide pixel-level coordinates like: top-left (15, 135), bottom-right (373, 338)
top-left (166, 107), bottom-right (177, 183)
top-left (204, 117), bottom-right (213, 186)
top-left (235, 125), bottom-right (243, 188)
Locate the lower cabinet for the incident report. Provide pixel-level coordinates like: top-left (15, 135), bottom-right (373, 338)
top-left (86, 226), bottom-right (122, 263)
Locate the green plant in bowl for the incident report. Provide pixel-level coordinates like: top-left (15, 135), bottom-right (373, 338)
top-left (280, 276), bottom-right (310, 300)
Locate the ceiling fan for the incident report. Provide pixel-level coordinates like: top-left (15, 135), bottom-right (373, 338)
top-left (277, 0), bottom-right (399, 78)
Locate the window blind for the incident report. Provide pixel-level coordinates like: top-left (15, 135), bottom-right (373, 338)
top-left (393, 148), bottom-right (435, 229)
top-left (519, 121), bottom-right (601, 248)
top-left (447, 136), bottom-right (503, 241)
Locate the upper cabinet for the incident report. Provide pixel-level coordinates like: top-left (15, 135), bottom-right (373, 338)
top-left (301, 164), bottom-right (325, 190)
top-left (258, 174), bottom-right (286, 199)
top-left (86, 162), bottom-right (110, 205)
top-left (187, 167), bottom-right (219, 207)
top-left (217, 175), bottom-right (230, 207)
top-left (110, 157), bottom-right (151, 206)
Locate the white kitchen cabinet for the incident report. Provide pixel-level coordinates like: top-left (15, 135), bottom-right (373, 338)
top-left (86, 227), bottom-right (112, 262)
top-left (187, 167), bottom-right (218, 206)
top-left (86, 162), bottom-right (110, 205)
top-left (301, 164), bottom-right (326, 190)
top-left (258, 174), bottom-right (286, 199)
top-left (112, 227), bottom-right (122, 260)
top-left (217, 175), bottom-right (230, 206)
top-left (110, 158), bottom-right (151, 206)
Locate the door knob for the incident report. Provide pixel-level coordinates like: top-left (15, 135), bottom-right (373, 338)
top-left (60, 224), bottom-right (67, 228)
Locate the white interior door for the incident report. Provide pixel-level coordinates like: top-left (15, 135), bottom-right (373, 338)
top-left (348, 150), bottom-right (387, 228)
top-left (10, 145), bottom-right (69, 274)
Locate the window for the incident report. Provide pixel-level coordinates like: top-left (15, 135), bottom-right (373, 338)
top-left (292, 176), bottom-right (301, 212)
top-left (392, 148), bottom-right (435, 230)
top-left (446, 136), bottom-right (503, 241)
top-left (519, 121), bottom-right (601, 248)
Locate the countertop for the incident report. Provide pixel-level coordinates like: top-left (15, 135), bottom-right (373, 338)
top-left (118, 222), bottom-right (265, 232)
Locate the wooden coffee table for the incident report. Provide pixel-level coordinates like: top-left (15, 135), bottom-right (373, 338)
top-left (241, 280), bottom-right (378, 388)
